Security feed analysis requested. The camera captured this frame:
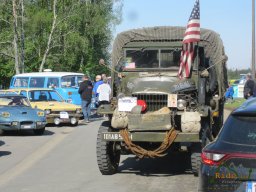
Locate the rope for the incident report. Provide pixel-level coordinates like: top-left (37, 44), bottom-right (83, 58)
top-left (120, 128), bottom-right (178, 159)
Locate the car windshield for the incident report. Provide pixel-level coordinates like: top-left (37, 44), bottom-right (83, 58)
top-left (28, 90), bottom-right (64, 102)
top-left (124, 49), bottom-right (181, 69)
top-left (218, 115), bottom-right (256, 146)
top-left (0, 96), bottom-right (30, 107)
top-left (61, 75), bottom-right (83, 88)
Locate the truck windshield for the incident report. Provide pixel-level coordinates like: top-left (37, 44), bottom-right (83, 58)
top-left (124, 49), bottom-right (181, 69)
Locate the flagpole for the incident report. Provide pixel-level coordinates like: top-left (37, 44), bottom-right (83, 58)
top-left (252, 0), bottom-right (255, 79)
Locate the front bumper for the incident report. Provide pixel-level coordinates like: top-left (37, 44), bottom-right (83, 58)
top-left (0, 121), bottom-right (46, 130)
top-left (101, 131), bottom-right (199, 143)
top-left (46, 113), bottom-right (82, 124)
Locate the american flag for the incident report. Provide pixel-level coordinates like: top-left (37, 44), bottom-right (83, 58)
top-left (178, 0), bottom-right (200, 78)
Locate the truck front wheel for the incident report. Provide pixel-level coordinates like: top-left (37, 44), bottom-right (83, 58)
top-left (96, 121), bottom-right (121, 175)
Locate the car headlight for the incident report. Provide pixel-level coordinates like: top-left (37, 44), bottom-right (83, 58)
top-left (76, 108), bottom-right (82, 114)
top-left (45, 109), bottom-right (51, 114)
top-left (177, 99), bottom-right (187, 110)
top-left (12, 121), bottom-right (18, 126)
top-left (1, 112), bottom-right (10, 118)
top-left (37, 111), bottom-right (45, 117)
top-left (36, 121), bottom-right (43, 125)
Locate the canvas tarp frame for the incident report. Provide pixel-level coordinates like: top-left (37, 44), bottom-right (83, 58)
top-left (111, 26), bottom-right (228, 95)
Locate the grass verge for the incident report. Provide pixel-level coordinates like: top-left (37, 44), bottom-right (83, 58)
top-left (224, 98), bottom-right (245, 110)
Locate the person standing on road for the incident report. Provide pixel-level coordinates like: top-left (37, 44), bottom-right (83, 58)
top-left (97, 77), bottom-right (111, 106)
top-left (243, 73), bottom-right (255, 99)
top-left (78, 75), bottom-right (93, 123)
top-left (92, 75), bottom-right (103, 107)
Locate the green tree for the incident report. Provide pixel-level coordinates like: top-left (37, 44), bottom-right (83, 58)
top-left (0, 0), bottom-right (123, 87)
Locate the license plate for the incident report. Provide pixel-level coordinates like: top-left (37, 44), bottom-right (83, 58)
top-left (246, 182), bottom-right (256, 192)
top-left (60, 111), bottom-right (69, 119)
top-left (102, 133), bottom-right (132, 141)
top-left (23, 125), bottom-right (31, 129)
top-left (168, 94), bottom-right (177, 107)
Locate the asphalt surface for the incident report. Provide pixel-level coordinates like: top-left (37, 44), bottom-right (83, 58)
top-left (0, 110), bottom-right (232, 192)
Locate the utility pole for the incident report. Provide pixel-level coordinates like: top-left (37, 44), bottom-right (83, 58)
top-left (252, 0), bottom-right (255, 79)
top-left (21, 0), bottom-right (25, 73)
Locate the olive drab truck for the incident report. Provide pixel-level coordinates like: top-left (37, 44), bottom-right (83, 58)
top-left (96, 26), bottom-right (228, 176)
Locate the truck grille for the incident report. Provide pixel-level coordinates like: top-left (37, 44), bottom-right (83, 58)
top-left (132, 94), bottom-right (168, 111)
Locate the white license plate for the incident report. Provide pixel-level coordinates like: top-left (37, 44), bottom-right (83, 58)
top-left (246, 182), bottom-right (256, 192)
top-left (102, 133), bottom-right (132, 141)
top-left (60, 112), bottom-right (69, 119)
top-left (103, 133), bottom-right (123, 140)
top-left (23, 125), bottom-right (31, 129)
top-left (168, 94), bottom-right (177, 107)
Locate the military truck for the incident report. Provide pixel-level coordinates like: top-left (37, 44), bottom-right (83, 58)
top-left (96, 26), bottom-right (228, 176)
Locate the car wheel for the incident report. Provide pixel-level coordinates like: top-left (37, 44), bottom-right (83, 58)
top-left (96, 121), bottom-right (121, 175)
top-left (71, 121), bottom-right (79, 127)
top-left (33, 127), bottom-right (45, 135)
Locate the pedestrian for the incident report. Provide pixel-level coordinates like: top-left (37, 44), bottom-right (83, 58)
top-left (97, 77), bottom-right (111, 106)
top-left (243, 73), bottom-right (255, 99)
top-left (78, 75), bottom-right (93, 123)
top-left (92, 75), bottom-right (103, 99)
top-left (225, 82), bottom-right (234, 103)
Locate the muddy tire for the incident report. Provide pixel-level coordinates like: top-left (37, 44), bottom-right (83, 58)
top-left (191, 152), bottom-right (201, 177)
top-left (96, 121), bottom-right (120, 175)
top-left (190, 119), bottom-right (212, 177)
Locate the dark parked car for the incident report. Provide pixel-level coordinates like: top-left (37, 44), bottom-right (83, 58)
top-left (198, 98), bottom-right (256, 192)
top-left (0, 94), bottom-right (46, 135)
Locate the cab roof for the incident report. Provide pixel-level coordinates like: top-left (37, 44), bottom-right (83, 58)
top-left (8, 88), bottom-right (54, 91)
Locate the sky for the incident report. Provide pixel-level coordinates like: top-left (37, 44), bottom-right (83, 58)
top-left (113, 0), bottom-right (252, 70)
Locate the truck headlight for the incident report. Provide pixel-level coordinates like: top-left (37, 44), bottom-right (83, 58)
top-left (37, 111), bottom-right (45, 117)
top-left (177, 99), bottom-right (187, 110)
top-left (1, 112), bottom-right (10, 118)
top-left (45, 109), bottom-right (51, 114)
top-left (76, 108), bottom-right (82, 114)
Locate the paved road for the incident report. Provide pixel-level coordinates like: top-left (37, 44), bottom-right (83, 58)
top-left (0, 110), bottom-right (232, 192)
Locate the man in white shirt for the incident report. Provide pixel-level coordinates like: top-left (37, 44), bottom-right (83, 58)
top-left (96, 77), bottom-right (111, 106)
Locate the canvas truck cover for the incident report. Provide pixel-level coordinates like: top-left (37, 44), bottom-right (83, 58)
top-left (111, 26), bottom-right (228, 96)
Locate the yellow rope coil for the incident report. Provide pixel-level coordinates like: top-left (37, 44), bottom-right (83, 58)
top-left (120, 128), bottom-right (177, 159)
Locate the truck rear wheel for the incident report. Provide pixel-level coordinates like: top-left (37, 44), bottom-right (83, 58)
top-left (96, 121), bottom-right (120, 175)
top-left (191, 152), bottom-right (201, 177)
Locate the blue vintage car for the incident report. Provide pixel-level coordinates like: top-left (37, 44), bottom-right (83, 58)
top-left (0, 94), bottom-right (46, 135)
